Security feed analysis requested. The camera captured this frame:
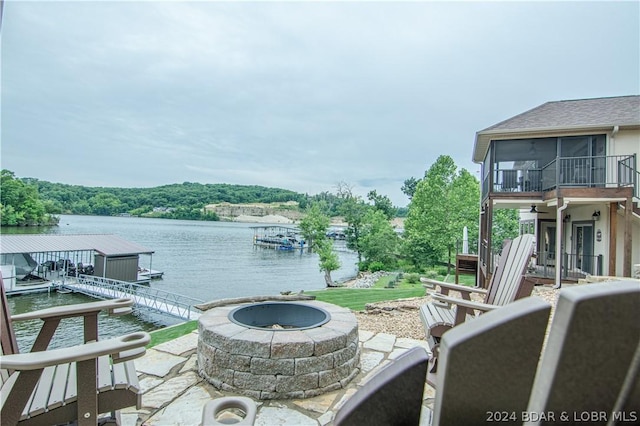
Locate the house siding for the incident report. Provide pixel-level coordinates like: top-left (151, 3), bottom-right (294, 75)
top-left (612, 129), bottom-right (640, 157)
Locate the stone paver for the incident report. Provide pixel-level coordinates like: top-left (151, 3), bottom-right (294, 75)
top-left (360, 351), bottom-right (385, 373)
top-left (388, 347), bottom-right (410, 360)
top-left (153, 331), bottom-right (198, 356)
top-left (292, 391), bottom-right (339, 414)
top-left (179, 353), bottom-right (198, 374)
top-left (256, 406), bottom-right (317, 425)
top-left (358, 330), bottom-right (374, 342)
top-left (362, 332), bottom-right (396, 352)
top-left (132, 330), bottom-right (434, 425)
top-left (142, 372), bottom-right (201, 409)
top-left (395, 337), bottom-right (431, 351)
top-left (145, 385), bottom-right (213, 425)
top-left (136, 349), bottom-right (187, 377)
top-left (139, 376), bottom-right (164, 394)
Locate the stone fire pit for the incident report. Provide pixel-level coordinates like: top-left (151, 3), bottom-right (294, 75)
top-left (198, 301), bottom-right (360, 400)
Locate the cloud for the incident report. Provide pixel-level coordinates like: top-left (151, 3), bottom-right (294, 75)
top-left (2, 1), bottom-right (638, 206)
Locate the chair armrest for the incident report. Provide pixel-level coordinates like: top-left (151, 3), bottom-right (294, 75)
top-left (0, 331), bottom-right (150, 370)
top-left (202, 397), bottom-right (257, 426)
top-left (431, 293), bottom-right (497, 314)
top-left (421, 278), bottom-right (487, 298)
top-left (11, 298), bottom-right (133, 322)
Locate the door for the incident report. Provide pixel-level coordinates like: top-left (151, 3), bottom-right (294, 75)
top-left (572, 223), bottom-right (594, 274)
top-left (540, 222), bottom-right (556, 267)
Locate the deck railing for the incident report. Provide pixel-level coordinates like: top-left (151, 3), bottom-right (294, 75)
top-left (537, 251), bottom-right (603, 280)
top-left (489, 154), bottom-right (637, 195)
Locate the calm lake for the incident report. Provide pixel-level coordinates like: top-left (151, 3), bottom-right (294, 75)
top-left (4, 215), bottom-right (359, 351)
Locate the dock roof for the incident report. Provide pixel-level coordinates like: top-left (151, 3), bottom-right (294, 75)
top-left (0, 234), bottom-right (154, 256)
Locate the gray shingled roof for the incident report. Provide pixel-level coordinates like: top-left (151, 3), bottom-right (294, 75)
top-left (483, 95), bottom-right (639, 132)
top-left (0, 234), bottom-right (154, 256)
top-left (473, 95), bottom-right (640, 162)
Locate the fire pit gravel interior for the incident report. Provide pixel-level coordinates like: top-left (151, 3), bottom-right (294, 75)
top-left (198, 300), bottom-right (360, 400)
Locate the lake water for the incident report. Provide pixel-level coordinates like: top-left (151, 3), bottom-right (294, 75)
top-left (4, 215), bottom-right (359, 351)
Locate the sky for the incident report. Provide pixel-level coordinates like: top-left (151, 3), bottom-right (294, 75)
top-left (1, 1), bottom-right (639, 207)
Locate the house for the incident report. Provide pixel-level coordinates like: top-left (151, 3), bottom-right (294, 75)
top-left (473, 95), bottom-right (639, 287)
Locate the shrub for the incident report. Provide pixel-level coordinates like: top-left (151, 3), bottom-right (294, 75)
top-left (404, 273), bottom-right (420, 284)
top-left (424, 270), bottom-right (438, 279)
top-left (435, 266), bottom-right (449, 276)
top-left (367, 261), bottom-right (385, 272)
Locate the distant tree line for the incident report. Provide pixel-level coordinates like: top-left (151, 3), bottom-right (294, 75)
top-left (2, 163), bottom-right (518, 280)
top-left (1, 170), bottom-right (405, 223)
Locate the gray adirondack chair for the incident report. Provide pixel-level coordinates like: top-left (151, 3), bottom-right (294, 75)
top-left (334, 280), bottom-right (639, 425)
top-left (333, 296), bottom-right (551, 426)
top-left (525, 279), bottom-right (640, 425)
top-left (427, 296), bottom-right (551, 425)
top-left (430, 279), bottom-right (639, 425)
top-left (334, 345), bottom-right (430, 426)
top-left (0, 274), bottom-right (150, 426)
top-left (420, 234), bottom-right (535, 350)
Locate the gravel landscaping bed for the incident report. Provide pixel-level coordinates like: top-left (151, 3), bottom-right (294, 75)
top-left (353, 281), bottom-right (561, 340)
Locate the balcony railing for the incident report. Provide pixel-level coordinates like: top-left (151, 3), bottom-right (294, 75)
top-left (489, 154), bottom-right (637, 195)
top-left (536, 251), bottom-right (603, 280)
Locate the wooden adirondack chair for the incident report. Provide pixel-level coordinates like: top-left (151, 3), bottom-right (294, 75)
top-left (420, 234), bottom-right (535, 348)
top-left (0, 274), bottom-right (150, 426)
top-left (526, 279), bottom-right (640, 424)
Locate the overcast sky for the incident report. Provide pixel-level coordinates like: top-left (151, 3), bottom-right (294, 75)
top-left (2, 1), bottom-right (638, 207)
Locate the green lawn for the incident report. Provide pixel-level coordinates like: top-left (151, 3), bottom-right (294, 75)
top-left (147, 272), bottom-right (474, 347)
top-left (148, 320), bottom-right (198, 348)
top-left (306, 287), bottom-right (425, 311)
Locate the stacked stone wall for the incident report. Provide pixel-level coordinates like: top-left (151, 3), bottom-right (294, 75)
top-left (198, 301), bottom-right (360, 399)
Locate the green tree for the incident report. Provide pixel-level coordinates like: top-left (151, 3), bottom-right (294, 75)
top-left (89, 193), bottom-right (123, 216)
top-left (316, 238), bottom-right (341, 287)
top-left (336, 182), bottom-right (370, 266)
top-left (298, 204), bottom-right (331, 249)
top-left (1, 170), bottom-right (57, 226)
top-left (449, 168), bottom-right (481, 255)
top-left (366, 190), bottom-right (396, 220)
top-left (492, 208), bottom-right (520, 248)
top-left (299, 203), bottom-right (340, 287)
top-left (403, 156), bottom-right (479, 272)
top-left (401, 177), bottom-right (420, 200)
top-left (359, 209), bottom-right (399, 271)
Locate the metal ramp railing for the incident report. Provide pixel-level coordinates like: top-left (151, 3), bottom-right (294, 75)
top-left (64, 275), bottom-right (204, 321)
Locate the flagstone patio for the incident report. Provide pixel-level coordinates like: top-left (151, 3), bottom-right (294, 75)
top-left (123, 329), bottom-right (434, 425)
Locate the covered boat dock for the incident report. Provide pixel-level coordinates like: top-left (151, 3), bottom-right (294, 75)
top-left (251, 226), bottom-right (306, 251)
top-left (0, 234), bottom-right (155, 294)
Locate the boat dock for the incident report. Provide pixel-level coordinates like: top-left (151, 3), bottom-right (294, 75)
top-left (60, 275), bottom-right (203, 321)
top-left (251, 226), bottom-right (306, 251)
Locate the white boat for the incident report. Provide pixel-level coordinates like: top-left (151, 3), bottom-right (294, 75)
top-left (138, 267), bottom-right (164, 279)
